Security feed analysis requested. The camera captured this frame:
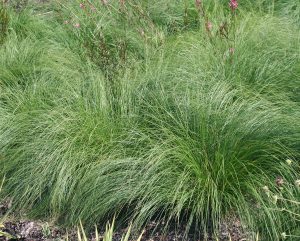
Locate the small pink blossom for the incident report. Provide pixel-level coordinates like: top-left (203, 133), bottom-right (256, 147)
top-left (229, 0), bottom-right (238, 11)
top-left (79, 3), bottom-right (85, 9)
top-left (101, 0), bottom-right (108, 5)
top-left (206, 21), bottom-right (213, 31)
top-left (229, 48), bottom-right (235, 54)
top-left (120, 0), bottom-right (125, 5)
top-left (73, 23), bottom-right (81, 28)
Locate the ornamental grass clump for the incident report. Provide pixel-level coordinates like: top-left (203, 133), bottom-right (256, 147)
top-left (0, 1), bottom-right (299, 240)
top-left (127, 80), bottom-right (299, 240)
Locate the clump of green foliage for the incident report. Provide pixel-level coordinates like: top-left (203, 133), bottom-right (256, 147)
top-left (0, 0), bottom-right (299, 240)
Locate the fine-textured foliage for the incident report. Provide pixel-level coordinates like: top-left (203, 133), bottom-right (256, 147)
top-left (0, 1), bottom-right (299, 240)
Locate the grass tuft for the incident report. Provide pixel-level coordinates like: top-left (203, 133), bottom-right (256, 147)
top-left (0, 1), bottom-right (299, 240)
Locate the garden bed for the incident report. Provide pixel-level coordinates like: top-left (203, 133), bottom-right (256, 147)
top-left (0, 0), bottom-right (299, 240)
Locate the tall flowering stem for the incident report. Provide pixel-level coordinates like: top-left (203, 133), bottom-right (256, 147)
top-left (228, 0), bottom-right (238, 61)
top-left (195, 0), bottom-right (212, 37)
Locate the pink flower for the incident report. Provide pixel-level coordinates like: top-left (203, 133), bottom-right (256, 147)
top-left (79, 3), bottom-right (85, 9)
top-left (73, 23), bottom-right (81, 28)
top-left (229, 48), bottom-right (235, 54)
top-left (229, 0), bottom-right (238, 11)
top-left (101, 0), bottom-right (108, 5)
top-left (120, 0), bottom-right (125, 5)
top-left (206, 21), bottom-right (213, 31)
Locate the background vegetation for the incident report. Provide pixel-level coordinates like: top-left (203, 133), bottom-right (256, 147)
top-left (0, 0), bottom-right (299, 240)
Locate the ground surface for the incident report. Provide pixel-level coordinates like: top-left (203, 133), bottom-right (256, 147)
top-left (0, 199), bottom-right (246, 241)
